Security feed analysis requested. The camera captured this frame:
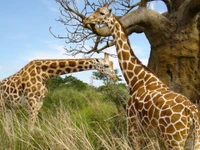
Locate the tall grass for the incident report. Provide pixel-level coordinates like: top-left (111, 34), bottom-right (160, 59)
top-left (0, 87), bottom-right (162, 150)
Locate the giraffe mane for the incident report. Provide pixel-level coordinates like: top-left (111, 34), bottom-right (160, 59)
top-left (113, 15), bottom-right (156, 75)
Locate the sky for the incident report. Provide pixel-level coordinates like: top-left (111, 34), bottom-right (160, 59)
top-left (0, 0), bottom-right (166, 86)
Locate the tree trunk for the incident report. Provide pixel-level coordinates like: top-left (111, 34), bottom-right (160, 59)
top-left (148, 30), bottom-right (200, 104)
top-left (147, 13), bottom-right (200, 104)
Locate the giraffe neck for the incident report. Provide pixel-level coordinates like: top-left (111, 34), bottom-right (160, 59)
top-left (107, 15), bottom-right (155, 91)
top-left (26, 59), bottom-right (97, 82)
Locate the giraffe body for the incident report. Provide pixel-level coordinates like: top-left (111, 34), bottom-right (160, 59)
top-left (84, 4), bottom-right (200, 149)
top-left (0, 54), bottom-right (117, 130)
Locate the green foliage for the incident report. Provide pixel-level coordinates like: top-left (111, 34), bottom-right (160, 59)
top-left (0, 75), bottom-right (162, 150)
top-left (64, 75), bottom-right (88, 91)
top-left (98, 83), bottom-right (129, 111)
top-left (46, 75), bottom-right (88, 92)
top-left (93, 69), bottom-right (122, 85)
top-left (46, 76), bottom-right (65, 91)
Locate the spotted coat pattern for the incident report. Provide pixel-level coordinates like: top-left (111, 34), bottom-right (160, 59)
top-left (83, 4), bottom-right (200, 150)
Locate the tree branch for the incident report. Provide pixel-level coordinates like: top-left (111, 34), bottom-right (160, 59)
top-left (85, 8), bottom-right (172, 41)
top-left (185, 0), bottom-right (200, 17)
top-left (162, 0), bottom-right (172, 12)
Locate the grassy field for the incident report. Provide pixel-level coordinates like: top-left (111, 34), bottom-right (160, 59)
top-left (0, 85), bottom-right (163, 150)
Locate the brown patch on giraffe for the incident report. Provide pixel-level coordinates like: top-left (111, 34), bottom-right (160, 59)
top-left (138, 71), bottom-right (145, 79)
top-left (117, 53), bottom-right (122, 60)
top-left (130, 77), bottom-right (138, 89)
top-left (30, 70), bottom-right (36, 76)
top-left (73, 69), bottom-right (77, 72)
top-left (41, 65), bottom-right (48, 71)
top-left (79, 60), bottom-right (85, 65)
top-left (22, 75), bottom-right (29, 82)
top-left (159, 125), bottom-right (165, 133)
top-left (148, 105), bottom-right (155, 119)
top-left (35, 61), bottom-right (42, 65)
top-left (151, 118), bottom-right (157, 127)
top-left (65, 68), bottom-right (71, 73)
top-left (116, 23), bottom-right (120, 31)
top-left (122, 51), bottom-right (130, 60)
top-left (127, 71), bottom-right (133, 79)
top-left (123, 62), bottom-right (127, 70)
top-left (124, 43), bottom-right (130, 51)
top-left (118, 39), bottom-right (123, 47)
top-left (50, 62), bottom-right (57, 68)
top-left (31, 86), bottom-right (37, 92)
top-left (36, 67), bottom-right (41, 74)
top-left (36, 76), bottom-right (42, 82)
top-left (166, 124), bottom-right (176, 133)
top-left (48, 69), bottom-right (54, 74)
top-left (28, 65), bottom-right (35, 72)
top-left (128, 63), bottom-right (134, 70)
top-left (163, 93), bottom-right (177, 100)
top-left (56, 70), bottom-right (63, 74)
top-left (31, 78), bottom-right (36, 84)
top-left (137, 87), bottom-right (145, 97)
top-left (117, 31), bottom-right (120, 37)
top-left (59, 62), bottom-right (66, 68)
top-left (27, 82), bottom-right (31, 87)
top-left (173, 132), bottom-right (182, 141)
top-left (78, 66), bottom-right (83, 69)
top-left (134, 65), bottom-right (142, 75)
top-left (146, 82), bottom-right (158, 90)
top-left (121, 33), bottom-right (127, 41)
top-left (89, 65), bottom-right (93, 69)
top-left (133, 80), bottom-right (144, 91)
top-left (172, 105), bottom-right (184, 113)
top-left (69, 61), bottom-right (76, 67)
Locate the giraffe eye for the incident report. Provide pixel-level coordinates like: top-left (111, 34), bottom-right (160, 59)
top-left (100, 12), bottom-right (105, 15)
top-left (104, 64), bottom-right (109, 68)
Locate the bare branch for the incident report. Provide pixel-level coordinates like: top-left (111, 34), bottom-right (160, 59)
top-left (162, 0), bottom-right (172, 12)
top-left (139, 0), bottom-right (148, 7)
top-left (56, 0), bottom-right (86, 20)
top-left (186, 0), bottom-right (200, 17)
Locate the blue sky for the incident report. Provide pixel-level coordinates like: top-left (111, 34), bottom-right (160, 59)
top-left (0, 0), bottom-right (166, 86)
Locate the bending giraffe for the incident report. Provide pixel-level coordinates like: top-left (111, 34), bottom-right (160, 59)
top-left (0, 53), bottom-right (118, 130)
top-left (84, 4), bottom-right (200, 150)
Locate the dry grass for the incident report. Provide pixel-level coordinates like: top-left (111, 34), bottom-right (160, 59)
top-left (0, 86), bottom-right (163, 150)
top-left (0, 105), bottom-right (163, 150)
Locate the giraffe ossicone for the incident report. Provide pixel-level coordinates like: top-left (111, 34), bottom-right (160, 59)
top-left (0, 53), bottom-right (118, 131)
top-left (84, 4), bottom-right (200, 150)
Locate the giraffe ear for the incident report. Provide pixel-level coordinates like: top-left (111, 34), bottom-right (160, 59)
top-left (103, 3), bottom-right (109, 8)
top-left (95, 58), bottom-right (99, 62)
top-left (104, 53), bottom-right (109, 61)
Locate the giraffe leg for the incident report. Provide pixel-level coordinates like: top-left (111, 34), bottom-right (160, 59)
top-left (24, 98), bottom-right (39, 131)
top-left (0, 93), bottom-right (4, 112)
top-left (127, 117), bottom-right (142, 149)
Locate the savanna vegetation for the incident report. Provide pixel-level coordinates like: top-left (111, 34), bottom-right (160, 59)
top-left (0, 72), bottom-right (165, 150)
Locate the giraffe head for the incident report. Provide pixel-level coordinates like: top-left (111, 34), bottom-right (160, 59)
top-left (95, 53), bottom-right (118, 82)
top-left (83, 3), bottom-right (112, 26)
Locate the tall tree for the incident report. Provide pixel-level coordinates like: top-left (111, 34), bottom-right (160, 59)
top-left (52, 0), bottom-right (200, 104)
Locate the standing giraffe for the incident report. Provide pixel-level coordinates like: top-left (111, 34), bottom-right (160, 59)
top-left (83, 4), bottom-right (200, 150)
top-left (0, 53), bottom-right (118, 130)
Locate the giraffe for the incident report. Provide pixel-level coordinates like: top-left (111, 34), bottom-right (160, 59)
top-left (0, 53), bottom-right (118, 131)
top-left (83, 4), bottom-right (200, 150)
